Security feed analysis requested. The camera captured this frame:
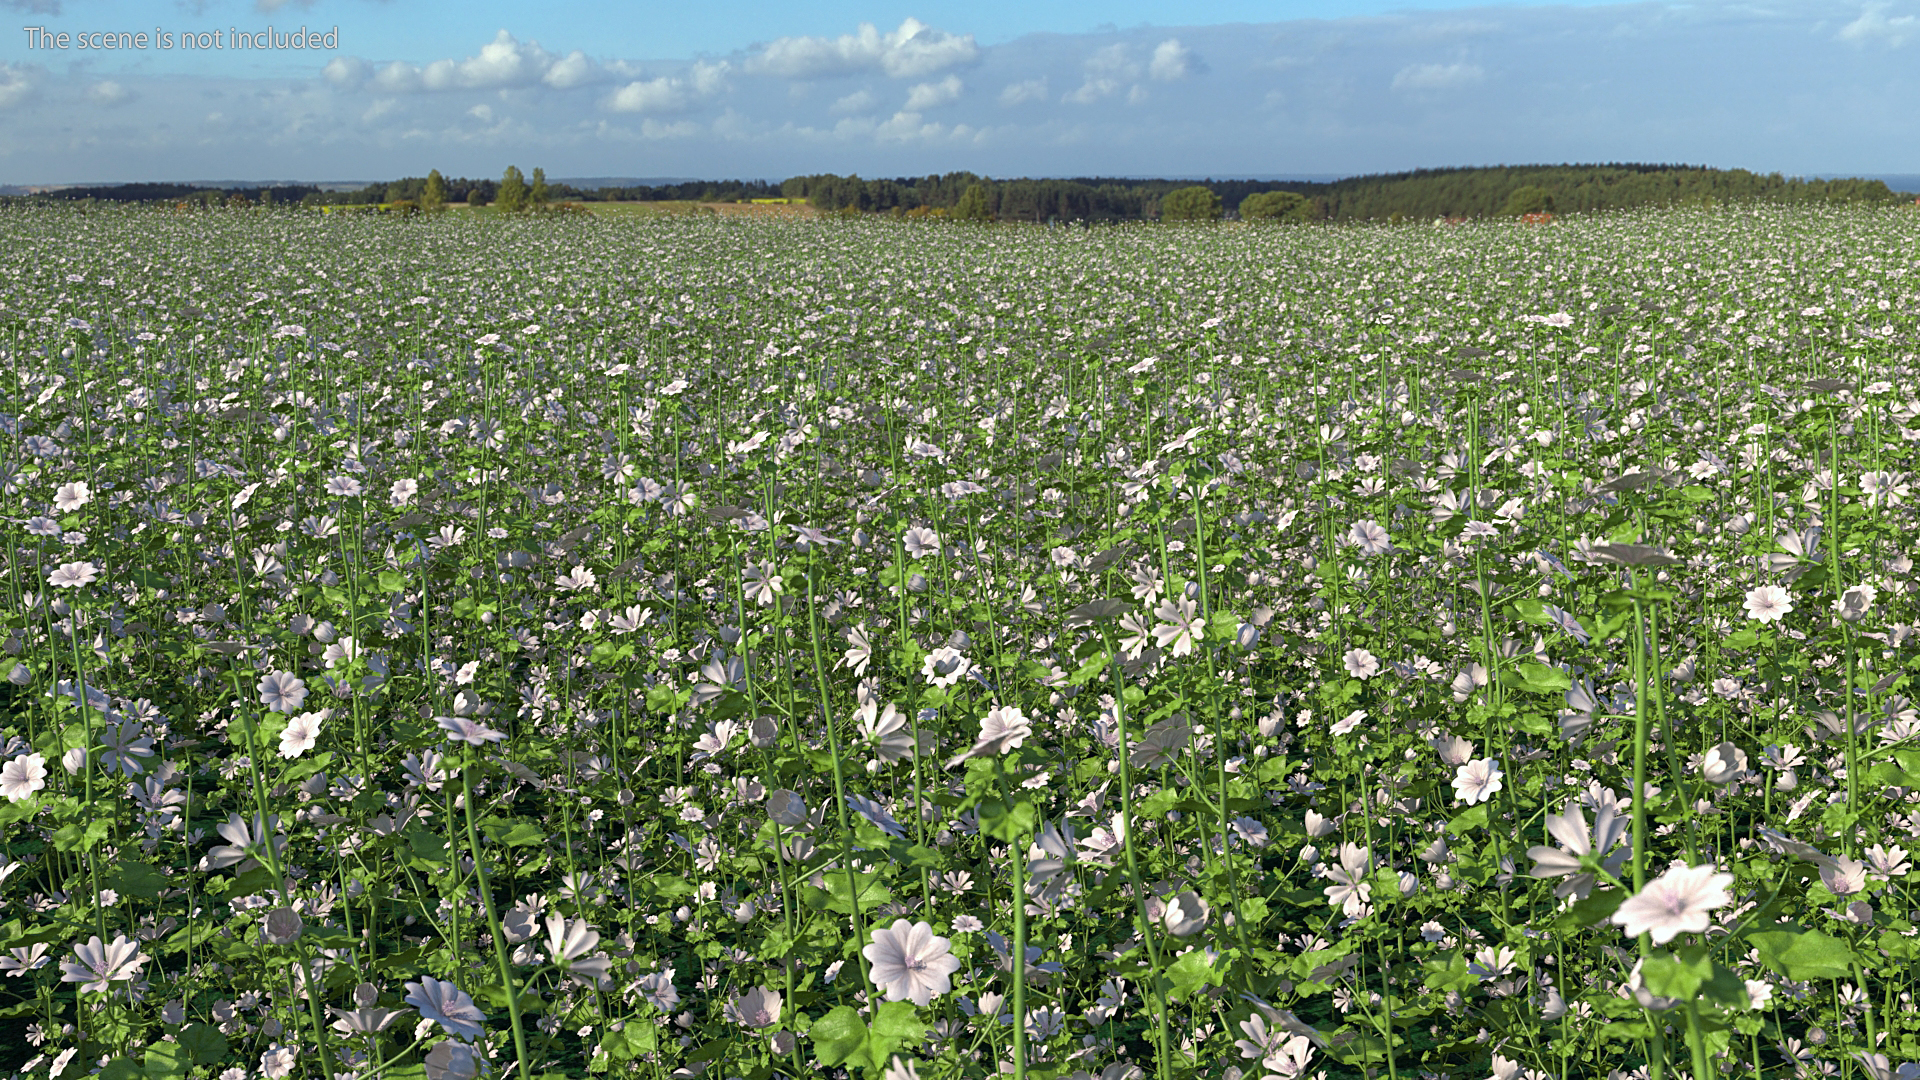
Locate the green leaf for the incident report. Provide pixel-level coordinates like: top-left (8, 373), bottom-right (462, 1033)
top-left (976, 797), bottom-right (1037, 843)
top-left (52, 818), bottom-right (112, 854)
top-left (1164, 946), bottom-right (1225, 1001)
top-left (1749, 925), bottom-right (1860, 980)
top-left (403, 824), bottom-right (448, 865)
top-left (96, 1059), bottom-right (142, 1080)
top-left (820, 868), bottom-right (891, 916)
top-left (105, 860), bottom-right (169, 900)
top-left (811, 1005), bottom-right (875, 1070)
top-left (1445, 804), bottom-right (1489, 835)
top-left (1636, 950), bottom-right (1710, 1002)
top-left (143, 1041), bottom-right (190, 1080)
top-left (377, 570), bottom-right (408, 593)
top-left (1067, 650), bottom-right (1110, 686)
top-left (1554, 887), bottom-right (1627, 934)
top-left (1422, 951), bottom-right (1475, 992)
top-left (1513, 662), bottom-right (1571, 694)
top-left (482, 821), bottom-right (547, 847)
top-left (867, 1001), bottom-right (929, 1064)
top-left (1723, 628), bottom-right (1760, 651)
top-left (684, 1037), bottom-right (734, 1064)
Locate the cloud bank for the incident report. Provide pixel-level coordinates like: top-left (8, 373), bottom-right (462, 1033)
top-left (3, 2), bottom-right (1916, 183)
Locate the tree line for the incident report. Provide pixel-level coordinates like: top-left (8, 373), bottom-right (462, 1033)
top-left (11, 163), bottom-right (1908, 221)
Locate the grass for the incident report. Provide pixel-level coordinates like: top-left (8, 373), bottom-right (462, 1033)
top-left (0, 202), bottom-right (1917, 1080)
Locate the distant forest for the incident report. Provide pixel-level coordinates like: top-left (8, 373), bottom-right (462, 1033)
top-left (13, 164), bottom-right (1909, 222)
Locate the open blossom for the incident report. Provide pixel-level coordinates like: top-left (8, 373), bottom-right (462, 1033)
top-left (1151, 595), bottom-right (1204, 656)
top-left (47, 561), bottom-right (99, 588)
top-left (1321, 843), bottom-right (1372, 916)
top-left (862, 920), bottom-right (962, 1007)
top-left (1346, 519), bottom-right (1391, 556)
top-left (1611, 862), bottom-right (1735, 945)
top-left (1743, 584), bottom-right (1793, 623)
top-left (0, 753), bottom-right (48, 802)
top-left (53, 480), bottom-right (90, 512)
top-left (59, 934), bottom-right (146, 994)
top-left (278, 710), bottom-right (327, 759)
top-left (1451, 758), bottom-right (1504, 805)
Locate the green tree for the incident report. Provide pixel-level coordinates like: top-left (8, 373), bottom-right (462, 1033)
top-left (1238, 190), bottom-right (1309, 223)
top-left (1159, 185), bottom-right (1222, 222)
top-left (530, 167), bottom-right (549, 208)
top-left (1502, 185), bottom-right (1556, 216)
top-left (497, 166), bottom-right (528, 213)
top-left (422, 169), bottom-right (447, 213)
top-left (954, 182), bottom-right (992, 221)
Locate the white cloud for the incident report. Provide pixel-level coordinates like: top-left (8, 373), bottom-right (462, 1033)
top-left (831, 89), bottom-right (875, 114)
top-left (468, 103), bottom-right (493, 122)
top-left (904, 75), bottom-right (962, 110)
top-left (0, 64), bottom-right (38, 109)
top-left (746, 18), bottom-right (979, 79)
top-left (372, 61), bottom-right (423, 94)
top-left (87, 80), bottom-right (131, 105)
top-left (639, 118), bottom-right (699, 139)
top-left (543, 51), bottom-right (601, 89)
top-left (1838, 3), bottom-right (1918, 47)
top-left (1067, 43), bottom-right (1141, 104)
top-left (347, 31), bottom-right (605, 94)
top-left (321, 56), bottom-right (370, 88)
top-left (999, 78), bottom-right (1047, 106)
top-left (606, 62), bottom-right (730, 114)
top-left (1390, 62), bottom-right (1485, 91)
top-left (1148, 39), bottom-right (1198, 81)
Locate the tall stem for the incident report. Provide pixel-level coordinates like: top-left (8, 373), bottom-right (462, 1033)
top-left (461, 759), bottom-right (533, 1080)
top-left (1101, 625), bottom-right (1171, 1079)
top-left (806, 563), bottom-right (871, 991)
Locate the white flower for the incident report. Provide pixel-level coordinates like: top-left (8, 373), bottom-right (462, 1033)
top-left (47, 561), bottom-right (99, 588)
top-left (390, 478), bottom-right (420, 506)
top-left (1162, 890), bottom-right (1209, 937)
top-left (946, 705), bottom-right (1031, 768)
top-left (53, 481), bottom-right (90, 512)
top-left (1611, 862), bottom-right (1735, 945)
top-left (59, 933), bottom-right (146, 994)
top-left (256, 671), bottom-right (308, 714)
top-left (1743, 584), bottom-right (1793, 624)
top-left (1835, 583), bottom-right (1877, 623)
top-left (278, 711), bottom-right (326, 759)
top-left (902, 527), bottom-right (942, 559)
top-left (1342, 648), bottom-right (1379, 679)
top-left (1452, 758), bottom-right (1504, 805)
top-left (862, 920), bottom-right (962, 1007)
top-left (404, 975), bottom-right (487, 1039)
top-left (0, 753), bottom-right (47, 802)
top-left (1150, 595), bottom-right (1204, 656)
top-left (920, 646), bottom-right (972, 688)
top-left (1346, 519), bottom-right (1391, 556)
top-left (1701, 742), bottom-right (1748, 785)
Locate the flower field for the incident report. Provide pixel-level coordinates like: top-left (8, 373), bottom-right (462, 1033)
top-left (2, 202), bottom-right (1920, 1080)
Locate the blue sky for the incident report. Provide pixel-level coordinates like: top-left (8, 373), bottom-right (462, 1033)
top-left (2, 0), bottom-right (1916, 184)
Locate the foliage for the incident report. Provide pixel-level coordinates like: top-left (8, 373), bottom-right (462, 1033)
top-left (954, 182), bottom-right (992, 222)
top-left (1239, 190), bottom-right (1312, 223)
top-left (422, 170), bottom-right (447, 213)
top-left (497, 166), bottom-right (529, 213)
top-left (0, 203), bottom-right (1917, 1080)
top-left (1502, 185), bottom-right (1557, 216)
top-left (1158, 186), bottom-right (1223, 222)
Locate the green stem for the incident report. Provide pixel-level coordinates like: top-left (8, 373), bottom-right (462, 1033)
top-left (1100, 624), bottom-right (1171, 1080)
top-left (805, 562), bottom-right (872, 992)
top-left (460, 758), bottom-right (534, 1080)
